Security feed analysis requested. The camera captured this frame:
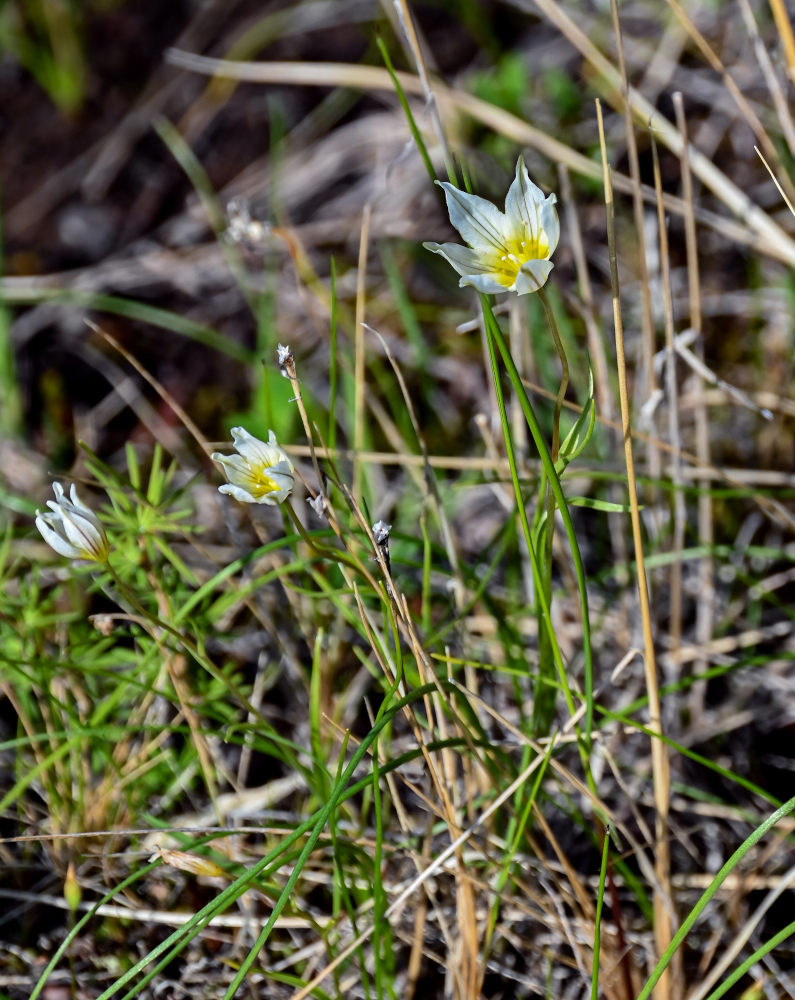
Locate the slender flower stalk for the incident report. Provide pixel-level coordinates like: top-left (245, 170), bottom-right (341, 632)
top-left (35, 483), bottom-right (109, 563)
top-left (424, 156), bottom-right (559, 296)
top-left (211, 427), bottom-right (294, 505)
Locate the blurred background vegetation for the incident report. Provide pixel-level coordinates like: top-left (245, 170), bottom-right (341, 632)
top-left (1, 0), bottom-right (795, 997)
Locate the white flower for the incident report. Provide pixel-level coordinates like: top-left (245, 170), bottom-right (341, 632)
top-left (424, 157), bottom-right (559, 296)
top-left (35, 483), bottom-right (109, 562)
top-left (211, 427), bottom-right (294, 505)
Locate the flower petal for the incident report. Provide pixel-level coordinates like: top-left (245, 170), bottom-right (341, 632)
top-left (423, 241), bottom-right (499, 277)
top-left (37, 483), bottom-right (109, 561)
top-left (264, 468), bottom-right (294, 495)
top-left (437, 182), bottom-right (510, 251)
top-left (228, 427), bottom-right (293, 473)
top-left (218, 483), bottom-right (261, 504)
top-left (35, 514), bottom-right (83, 559)
top-left (229, 427), bottom-right (277, 468)
top-left (266, 459), bottom-right (293, 479)
top-left (68, 484), bottom-right (103, 525)
top-left (59, 511), bottom-right (100, 556)
top-left (211, 452), bottom-right (250, 479)
top-left (513, 258), bottom-right (555, 295)
top-left (505, 157), bottom-right (547, 238)
top-left (458, 271), bottom-right (517, 295)
top-left (539, 196), bottom-right (560, 256)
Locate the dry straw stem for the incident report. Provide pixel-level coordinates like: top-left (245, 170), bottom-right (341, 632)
top-left (664, 0), bottom-right (795, 206)
top-left (768, 0), bottom-right (795, 80)
top-left (738, 0), bottom-right (795, 158)
top-left (353, 203), bottom-right (371, 502)
top-left (756, 144), bottom-right (795, 219)
top-left (650, 133), bottom-right (686, 667)
top-left (287, 741), bottom-right (557, 1000)
top-left (596, 99), bottom-right (674, 1000)
top-left (390, 0), bottom-right (455, 179)
top-left (557, 165), bottom-right (611, 418)
top-left (559, 162), bottom-right (631, 593)
top-left (164, 48), bottom-right (795, 267)
top-left (364, 322), bottom-right (463, 587)
top-left (673, 91), bottom-right (714, 728)
top-left (86, 320), bottom-right (213, 459)
top-left (608, 0), bottom-right (658, 481)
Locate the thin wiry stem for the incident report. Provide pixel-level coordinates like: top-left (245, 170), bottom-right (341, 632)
top-left (674, 92), bottom-right (714, 730)
top-left (353, 203), bottom-right (372, 501)
top-left (597, 99), bottom-right (673, 1000)
top-left (538, 287), bottom-right (569, 462)
top-left (651, 131), bottom-right (686, 667)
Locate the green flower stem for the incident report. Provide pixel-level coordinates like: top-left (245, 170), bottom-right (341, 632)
top-left (536, 288), bottom-right (570, 734)
top-left (482, 309), bottom-right (576, 725)
top-left (539, 287), bottom-right (569, 463)
top-left (534, 479), bottom-right (557, 737)
top-left (482, 295), bottom-right (595, 762)
top-left (592, 827), bottom-right (611, 1000)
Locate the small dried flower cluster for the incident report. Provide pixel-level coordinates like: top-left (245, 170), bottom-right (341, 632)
top-left (224, 196), bottom-right (269, 248)
top-left (307, 493), bottom-right (327, 518)
top-left (372, 520), bottom-right (392, 547)
top-left (424, 156), bottom-right (559, 296)
top-left (277, 343), bottom-right (294, 376)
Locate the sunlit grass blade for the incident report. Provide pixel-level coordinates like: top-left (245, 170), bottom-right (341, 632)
top-left (635, 794), bottom-right (795, 1000)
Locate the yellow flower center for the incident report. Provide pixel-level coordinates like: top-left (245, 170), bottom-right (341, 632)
top-left (248, 469), bottom-right (281, 498)
top-left (487, 231), bottom-right (550, 288)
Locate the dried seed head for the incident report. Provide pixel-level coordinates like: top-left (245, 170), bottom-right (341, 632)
top-left (308, 493), bottom-right (327, 518)
top-left (225, 197), bottom-right (270, 247)
top-left (277, 343), bottom-right (295, 379)
top-left (372, 520), bottom-right (392, 546)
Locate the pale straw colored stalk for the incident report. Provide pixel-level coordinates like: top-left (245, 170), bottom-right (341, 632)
top-left (768, 0), bottom-right (795, 80)
top-left (673, 93), bottom-right (714, 729)
top-left (596, 99), bottom-right (673, 1000)
top-left (608, 0), bottom-right (659, 498)
top-left (651, 132), bottom-right (686, 678)
top-left (353, 203), bottom-right (372, 501)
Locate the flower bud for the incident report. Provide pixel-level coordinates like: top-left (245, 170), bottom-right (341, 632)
top-left (35, 483), bottom-right (109, 563)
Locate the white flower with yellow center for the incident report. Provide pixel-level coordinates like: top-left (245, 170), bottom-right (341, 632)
top-left (424, 156), bottom-right (559, 296)
top-left (212, 427), bottom-right (294, 505)
top-left (35, 482), bottom-right (109, 562)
